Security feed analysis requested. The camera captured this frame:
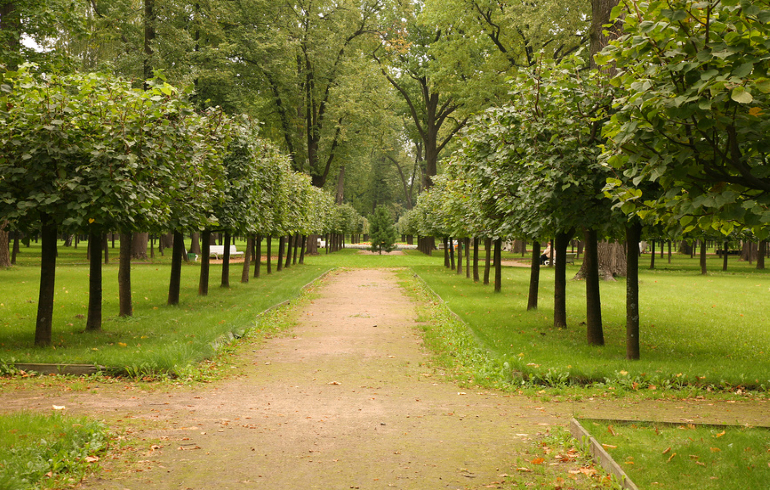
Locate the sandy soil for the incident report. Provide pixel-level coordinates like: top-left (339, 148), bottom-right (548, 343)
top-left (1, 269), bottom-right (766, 489)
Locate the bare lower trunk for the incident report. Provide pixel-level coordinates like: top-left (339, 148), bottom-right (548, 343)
top-left (625, 221), bottom-right (642, 360)
top-left (118, 233), bottom-right (133, 317)
top-left (242, 236), bottom-right (253, 283)
top-left (0, 221), bottom-right (9, 268)
top-left (527, 241), bottom-right (541, 311)
top-left (267, 236), bottom-right (273, 274)
top-left (494, 238), bottom-right (502, 293)
top-left (553, 230), bottom-right (573, 328)
top-left (132, 232), bottom-right (149, 260)
top-left (199, 230), bottom-right (211, 296)
top-left (574, 240), bottom-right (626, 281)
top-left (465, 238), bottom-right (471, 279)
top-left (472, 238), bottom-right (479, 282)
top-left (168, 230), bottom-right (185, 305)
top-left (449, 237), bottom-right (455, 270)
top-left (35, 220), bottom-right (58, 346)
top-left (255, 235), bottom-right (263, 278)
top-left (221, 232), bottom-right (231, 287)
top-left (484, 237), bottom-right (492, 285)
top-left (700, 239), bottom-right (708, 275)
top-left (277, 236), bottom-right (284, 272)
top-left (456, 239), bottom-right (463, 276)
top-left (86, 229), bottom-right (103, 331)
top-left (443, 237), bottom-right (450, 268)
top-left (300, 235), bottom-right (307, 264)
top-left (583, 228), bottom-right (604, 345)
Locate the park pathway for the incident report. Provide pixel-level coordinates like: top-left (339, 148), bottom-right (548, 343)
top-left (2, 268), bottom-right (766, 489)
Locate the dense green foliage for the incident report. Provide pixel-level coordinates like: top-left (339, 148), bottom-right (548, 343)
top-left (368, 206), bottom-right (399, 254)
top-left (602, 0), bottom-right (770, 239)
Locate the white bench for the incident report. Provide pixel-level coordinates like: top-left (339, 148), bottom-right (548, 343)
top-left (209, 245), bottom-right (244, 259)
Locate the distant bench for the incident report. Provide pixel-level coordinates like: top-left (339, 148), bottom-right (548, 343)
top-left (209, 245), bottom-right (244, 259)
top-left (545, 253), bottom-right (576, 266)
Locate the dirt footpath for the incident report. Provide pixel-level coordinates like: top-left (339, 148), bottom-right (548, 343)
top-left (2, 268), bottom-right (766, 489)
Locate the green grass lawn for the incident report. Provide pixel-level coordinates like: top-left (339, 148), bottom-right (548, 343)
top-left (1, 238), bottom-right (331, 375)
top-left (410, 252), bottom-right (770, 391)
top-left (2, 240), bottom-right (769, 392)
top-left (0, 411), bottom-right (109, 489)
top-left (579, 419), bottom-right (770, 489)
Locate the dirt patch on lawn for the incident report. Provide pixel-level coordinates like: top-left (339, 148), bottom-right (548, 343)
top-left (1, 269), bottom-right (766, 489)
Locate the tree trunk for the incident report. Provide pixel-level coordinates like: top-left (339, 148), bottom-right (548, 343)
top-left (11, 230), bottom-right (20, 265)
top-left (527, 240), bottom-right (541, 311)
top-left (456, 238), bottom-right (463, 276)
top-left (484, 237), bottom-right (492, 285)
top-left (306, 234), bottom-right (318, 255)
top-left (221, 232), bottom-right (231, 287)
top-left (0, 221), bottom-right (9, 268)
top-left (443, 237), bottom-right (450, 268)
top-left (254, 235), bottom-right (263, 278)
top-left (494, 238), bottom-right (502, 293)
top-left (267, 235), bottom-right (273, 273)
top-left (449, 237), bottom-right (455, 270)
top-left (168, 230), bottom-right (185, 305)
top-left (199, 230), bottom-right (211, 296)
top-left (242, 236), bottom-right (253, 283)
top-left (583, 228), bottom-right (604, 345)
top-left (513, 239), bottom-right (527, 256)
top-left (649, 239), bottom-right (656, 269)
top-left (700, 239), bottom-right (708, 275)
top-left (668, 240), bottom-right (672, 263)
top-left (300, 235), bottom-right (307, 264)
top-left (190, 232), bottom-right (201, 254)
top-left (35, 220), bottom-right (58, 346)
top-left (277, 236), bottom-right (285, 272)
top-left (103, 235), bottom-right (109, 264)
top-left (465, 237), bottom-right (471, 279)
top-left (553, 230), bottom-right (573, 329)
top-left (132, 232), bottom-right (149, 260)
top-left (86, 230), bottom-right (103, 332)
top-left (472, 238), bottom-right (479, 282)
top-left (118, 233), bottom-right (133, 317)
top-left (293, 234), bottom-right (300, 264)
top-left (758, 241), bottom-right (766, 270)
top-left (625, 221), bottom-right (642, 360)
top-left (285, 234), bottom-right (293, 268)
top-left (679, 240), bottom-right (692, 256)
top-left (590, 0), bottom-right (621, 71)
top-left (741, 241), bottom-right (756, 263)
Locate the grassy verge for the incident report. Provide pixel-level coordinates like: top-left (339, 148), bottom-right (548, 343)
top-left (0, 411), bottom-right (109, 489)
top-left (578, 419), bottom-right (770, 489)
top-left (409, 255), bottom-right (770, 393)
top-left (1, 239), bottom-right (331, 375)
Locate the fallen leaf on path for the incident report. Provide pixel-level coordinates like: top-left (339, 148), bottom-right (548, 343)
top-left (178, 445), bottom-right (201, 451)
top-left (602, 444), bottom-right (617, 449)
top-left (457, 392), bottom-right (467, 395)
top-left (515, 467), bottom-right (532, 473)
top-left (52, 405), bottom-right (65, 410)
top-left (85, 456), bottom-right (99, 463)
top-left (530, 457), bottom-right (544, 465)
top-left (328, 381), bottom-right (341, 385)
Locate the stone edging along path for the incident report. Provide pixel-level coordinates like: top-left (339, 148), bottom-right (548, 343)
top-left (1, 268), bottom-right (766, 489)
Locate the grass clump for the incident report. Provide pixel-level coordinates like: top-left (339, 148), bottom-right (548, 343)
top-left (579, 419), bottom-right (770, 489)
top-left (0, 411), bottom-right (109, 489)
